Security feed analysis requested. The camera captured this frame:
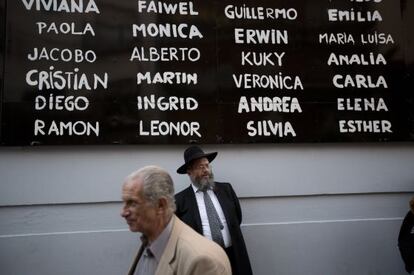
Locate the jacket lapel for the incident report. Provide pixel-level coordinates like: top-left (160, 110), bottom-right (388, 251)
top-left (155, 216), bottom-right (180, 275)
top-left (184, 186), bottom-right (203, 233)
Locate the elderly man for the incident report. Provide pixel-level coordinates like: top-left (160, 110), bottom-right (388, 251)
top-left (121, 165), bottom-right (231, 275)
top-left (175, 146), bottom-right (253, 275)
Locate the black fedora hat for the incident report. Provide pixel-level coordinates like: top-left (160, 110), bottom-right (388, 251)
top-left (177, 146), bottom-right (217, 174)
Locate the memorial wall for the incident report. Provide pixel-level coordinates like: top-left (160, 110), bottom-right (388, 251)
top-left (1, 0), bottom-right (413, 145)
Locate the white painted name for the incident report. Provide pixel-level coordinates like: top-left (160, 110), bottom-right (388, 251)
top-left (337, 97), bottom-right (388, 111)
top-left (26, 66), bottom-right (108, 90)
top-left (339, 120), bottom-right (392, 133)
top-left (132, 23), bottom-right (203, 39)
top-left (333, 74), bottom-right (387, 89)
top-left (238, 96), bottom-right (302, 113)
top-left (319, 33), bottom-right (355, 45)
top-left (361, 32), bottom-right (394, 45)
top-left (350, 0), bottom-right (382, 3)
top-left (327, 52), bottom-right (386, 66)
top-left (130, 47), bottom-right (200, 62)
top-left (233, 73), bottom-right (303, 90)
top-left (234, 28), bottom-right (288, 44)
top-left (328, 9), bottom-right (382, 22)
top-left (36, 22), bottom-right (95, 35)
top-left (139, 120), bottom-right (201, 137)
top-left (137, 72), bottom-right (197, 85)
top-left (137, 95), bottom-right (198, 111)
top-left (224, 5), bottom-right (297, 20)
top-left (137, 0), bottom-right (198, 15)
top-left (241, 51), bottom-right (285, 66)
top-left (34, 119), bottom-right (99, 136)
top-left (28, 47), bottom-right (96, 63)
top-left (35, 95), bottom-right (89, 111)
top-left (21, 0), bottom-right (100, 13)
top-left (247, 120), bottom-right (296, 137)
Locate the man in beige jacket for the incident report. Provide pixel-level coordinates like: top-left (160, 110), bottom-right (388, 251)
top-left (121, 165), bottom-right (231, 275)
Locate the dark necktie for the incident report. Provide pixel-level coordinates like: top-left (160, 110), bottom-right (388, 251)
top-left (203, 190), bottom-right (225, 247)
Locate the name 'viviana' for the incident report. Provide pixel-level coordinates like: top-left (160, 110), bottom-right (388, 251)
top-left (21, 0), bottom-right (100, 13)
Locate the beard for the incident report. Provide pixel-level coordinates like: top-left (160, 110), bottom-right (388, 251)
top-left (190, 171), bottom-right (215, 191)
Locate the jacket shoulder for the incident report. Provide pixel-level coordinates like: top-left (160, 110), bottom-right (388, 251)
top-left (175, 186), bottom-right (192, 200)
top-left (214, 181), bottom-right (232, 189)
top-left (175, 221), bottom-right (231, 271)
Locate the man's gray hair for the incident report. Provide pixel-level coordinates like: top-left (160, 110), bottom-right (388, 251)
top-left (127, 165), bottom-right (176, 214)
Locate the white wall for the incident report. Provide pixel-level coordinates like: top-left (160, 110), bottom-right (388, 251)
top-left (0, 143), bottom-right (413, 274)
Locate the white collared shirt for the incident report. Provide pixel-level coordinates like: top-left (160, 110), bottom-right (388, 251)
top-left (191, 184), bottom-right (232, 248)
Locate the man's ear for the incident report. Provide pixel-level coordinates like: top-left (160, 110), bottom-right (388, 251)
top-left (156, 197), bottom-right (168, 214)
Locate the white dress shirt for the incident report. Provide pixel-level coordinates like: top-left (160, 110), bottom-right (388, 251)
top-left (191, 184), bottom-right (232, 248)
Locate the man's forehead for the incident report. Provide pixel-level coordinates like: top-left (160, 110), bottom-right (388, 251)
top-left (193, 157), bottom-right (209, 165)
top-left (122, 179), bottom-right (143, 195)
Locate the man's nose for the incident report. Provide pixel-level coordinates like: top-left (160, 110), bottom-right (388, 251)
top-left (121, 206), bottom-right (129, 217)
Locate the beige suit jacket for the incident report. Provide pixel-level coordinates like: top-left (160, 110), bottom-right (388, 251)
top-left (144, 215), bottom-right (231, 275)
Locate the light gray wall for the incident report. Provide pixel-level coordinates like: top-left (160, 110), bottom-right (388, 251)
top-left (0, 144), bottom-right (413, 275)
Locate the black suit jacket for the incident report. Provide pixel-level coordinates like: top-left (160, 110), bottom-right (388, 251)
top-left (398, 211), bottom-right (414, 273)
top-left (175, 182), bottom-right (253, 275)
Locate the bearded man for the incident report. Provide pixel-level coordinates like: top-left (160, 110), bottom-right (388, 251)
top-left (175, 146), bottom-right (253, 275)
